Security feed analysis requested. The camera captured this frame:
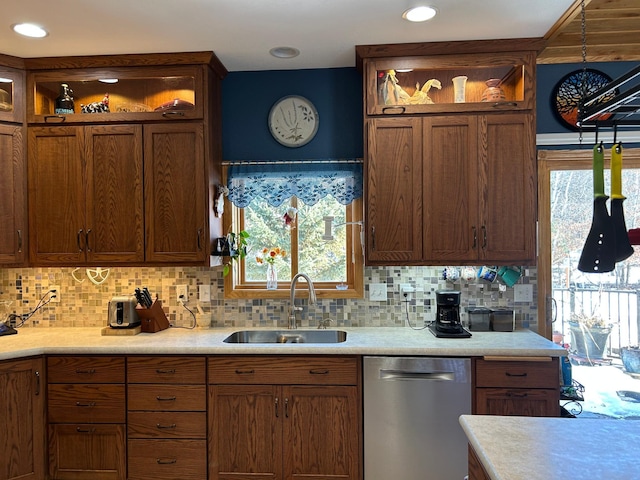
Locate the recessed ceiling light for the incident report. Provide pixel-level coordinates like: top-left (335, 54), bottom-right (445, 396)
top-left (12, 23), bottom-right (48, 38)
top-left (402, 6), bottom-right (437, 22)
top-left (269, 47), bottom-right (300, 59)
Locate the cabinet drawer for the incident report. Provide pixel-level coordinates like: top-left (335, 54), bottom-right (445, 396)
top-left (475, 358), bottom-right (559, 388)
top-left (128, 411), bottom-right (206, 439)
top-left (128, 439), bottom-right (206, 480)
top-left (48, 384), bottom-right (125, 423)
top-left (48, 356), bottom-right (125, 383)
top-left (475, 388), bottom-right (560, 417)
top-left (208, 355), bottom-right (359, 385)
top-left (128, 384), bottom-right (206, 411)
top-left (128, 356), bottom-right (206, 384)
top-left (49, 423), bottom-right (126, 480)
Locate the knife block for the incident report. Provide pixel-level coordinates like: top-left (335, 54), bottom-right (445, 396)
top-left (136, 299), bottom-right (170, 333)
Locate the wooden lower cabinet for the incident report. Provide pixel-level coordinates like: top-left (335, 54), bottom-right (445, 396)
top-left (208, 356), bottom-right (361, 480)
top-left (0, 357), bottom-right (44, 480)
top-left (48, 424), bottom-right (126, 480)
top-left (467, 445), bottom-right (490, 480)
top-left (474, 357), bottom-right (560, 417)
top-left (128, 439), bottom-right (207, 480)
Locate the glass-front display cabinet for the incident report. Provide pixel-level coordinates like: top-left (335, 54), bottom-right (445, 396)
top-left (0, 67), bottom-right (25, 124)
top-left (27, 65), bottom-right (203, 123)
top-left (361, 50), bottom-right (536, 116)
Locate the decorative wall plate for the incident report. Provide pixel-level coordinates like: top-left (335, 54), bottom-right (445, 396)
top-left (268, 95), bottom-right (319, 147)
top-left (551, 68), bottom-right (616, 130)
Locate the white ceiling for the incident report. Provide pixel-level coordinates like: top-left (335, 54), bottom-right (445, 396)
top-left (3, 0), bottom-right (574, 72)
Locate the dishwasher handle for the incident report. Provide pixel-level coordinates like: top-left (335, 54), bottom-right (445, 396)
top-left (379, 369), bottom-right (455, 381)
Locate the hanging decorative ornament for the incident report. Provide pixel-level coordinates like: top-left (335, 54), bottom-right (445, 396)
top-left (283, 207), bottom-right (297, 228)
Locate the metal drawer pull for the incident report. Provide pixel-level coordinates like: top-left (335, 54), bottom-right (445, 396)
top-left (156, 396), bottom-right (177, 401)
top-left (505, 372), bottom-right (528, 377)
top-left (156, 423), bottom-right (177, 429)
top-left (275, 397), bottom-right (279, 418)
top-left (76, 427), bottom-right (96, 433)
top-left (35, 370), bottom-right (40, 396)
top-left (382, 106), bottom-right (406, 114)
top-left (309, 369), bottom-right (330, 375)
top-left (44, 115), bottom-right (66, 123)
top-left (156, 458), bottom-right (177, 465)
top-left (284, 398), bottom-right (289, 418)
top-left (75, 368), bottom-right (96, 374)
top-left (506, 392), bottom-right (529, 398)
top-left (235, 369), bottom-right (255, 374)
top-left (17, 230), bottom-right (22, 253)
top-left (75, 401), bottom-right (96, 407)
top-left (161, 111), bottom-right (185, 117)
top-left (491, 102), bottom-right (518, 108)
top-left (156, 369), bottom-right (176, 374)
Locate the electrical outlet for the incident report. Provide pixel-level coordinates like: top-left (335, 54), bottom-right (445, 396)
top-left (369, 283), bottom-right (387, 301)
top-left (198, 284), bottom-right (211, 302)
top-left (49, 286), bottom-right (60, 303)
top-left (399, 283), bottom-right (415, 301)
top-left (514, 284), bottom-right (533, 303)
top-left (176, 285), bottom-right (188, 302)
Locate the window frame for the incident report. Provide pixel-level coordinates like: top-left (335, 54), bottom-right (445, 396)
top-left (222, 168), bottom-right (364, 299)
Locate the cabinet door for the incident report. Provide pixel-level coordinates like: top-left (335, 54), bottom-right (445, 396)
top-left (209, 385), bottom-right (282, 480)
top-left (49, 424), bottom-right (126, 480)
top-left (85, 125), bottom-right (144, 263)
top-left (28, 126), bottom-right (86, 264)
top-left (475, 388), bottom-right (559, 417)
top-left (423, 115), bottom-right (479, 262)
top-left (0, 124), bottom-right (26, 265)
top-left (0, 357), bottom-right (45, 480)
top-left (480, 113), bottom-right (536, 263)
top-left (283, 385), bottom-right (360, 480)
top-left (366, 117), bottom-right (423, 264)
top-left (144, 123), bottom-right (206, 263)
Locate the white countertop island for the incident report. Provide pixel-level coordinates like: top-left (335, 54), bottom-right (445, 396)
top-left (460, 414), bottom-right (640, 480)
top-left (0, 326), bottom-right (565, 360)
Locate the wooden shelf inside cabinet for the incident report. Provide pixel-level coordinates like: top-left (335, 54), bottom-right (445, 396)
top-left (27, 65), bottom-right (204, 123)
top-left (0, 66), bottom-right (25, 124)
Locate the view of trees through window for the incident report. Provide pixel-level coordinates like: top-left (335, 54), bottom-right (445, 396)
top-left (243, 196), bottom-right (347, 283)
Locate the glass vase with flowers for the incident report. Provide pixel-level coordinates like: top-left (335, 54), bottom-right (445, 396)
top-left (256, 247), bottom-right (287, 290)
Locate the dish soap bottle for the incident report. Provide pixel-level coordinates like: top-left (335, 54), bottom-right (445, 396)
top-left (55, 83), bottom-right (75, 114)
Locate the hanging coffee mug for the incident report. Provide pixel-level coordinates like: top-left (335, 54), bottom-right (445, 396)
top-left (497, 266), bottom-right (522, 288)
top-left (443, 266), bottom-right (460, 282)
top-left (477, 266), bottom-right (497, 283)
top-left (461, 267), bottom-right (477, 282)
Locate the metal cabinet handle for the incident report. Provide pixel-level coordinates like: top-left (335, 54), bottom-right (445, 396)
top-left (76, 427), bottom-right (96, 433)
top-left (505, 372), bottom-right (528, 377)
top-left (505, 391), bottom-right (529, 398)
top-left (197, 229), bottom-right (203, 251)
top-left (35, 370), bottom-right (40, 396)
top-left (156, 458), bottom-right (177, 465)
top-left (156, 396), bottom-right (177, 401)
top-left (156, 369), bottom-right (176, 374)
top-left (284, 398), bottom-right (289, 418)
top-left (481, 225), bottom-right (487, 249)
top-left (382, 106), bottom-right (406, 114)
top-left (156, 423), bottom-right (177, 429)
top-left (275, 397), bottom-right (279, 418)
top-left (76, 368), bottom-right (96, 374)
top-left (491, 102), bottom-right (518, 108)
top-left (17, 230), bottom-right (22, 253)
top-left (44, 115), bottom-right (66, 123)
top-left (472, 226), bottom-right (477, 249)
top-left (371, 226), bottom-right (376, 250)
top-left (309, 369), bottom-right (329, 375)
top-left (75, 401), bottom-right (96, 407)
top-left (77, 229), bottom-right (84, 252)
top-left (235, 369), bottom-right (255, 375)
top-left (85, 229), bottom-right (92, 252)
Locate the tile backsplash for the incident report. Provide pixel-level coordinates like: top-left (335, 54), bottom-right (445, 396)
top-left (0, 265), bottom-right (538, 330)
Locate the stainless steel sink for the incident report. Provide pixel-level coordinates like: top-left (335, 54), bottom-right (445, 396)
top-left (223, 329), bottom-right (347, 344)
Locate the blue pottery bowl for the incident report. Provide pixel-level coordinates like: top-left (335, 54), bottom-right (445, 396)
top-left (621, 347), bottom-right (640, 374)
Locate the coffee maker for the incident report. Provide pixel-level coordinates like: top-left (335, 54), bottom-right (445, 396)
top-left (429, 290), bottom-right (471, 338)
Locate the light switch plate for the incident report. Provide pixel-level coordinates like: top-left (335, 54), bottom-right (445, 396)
top-left (198, 284), bottom-right (211, 302)
top-left (369, 283), bottom-right (387, 301)
top-left (514, 284), bottom-right (533, 302)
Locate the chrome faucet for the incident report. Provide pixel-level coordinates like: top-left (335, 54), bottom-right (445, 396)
top-left (289, 273), bottom-right (316, 329)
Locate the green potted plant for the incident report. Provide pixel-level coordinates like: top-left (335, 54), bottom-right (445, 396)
top-left (568, 311), bottom-right (612, 361)
top-left (222, 230), bottom-right (250, 277)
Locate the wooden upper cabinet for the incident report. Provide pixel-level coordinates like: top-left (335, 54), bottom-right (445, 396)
top-left (0, 66), bottom-right (25, 124)
top-left (0, 124), bottom-right (26, 265)
top-left (366, 117), bottom-right (423, 264)
top-left (357, 39), bottom-right (540, 117)
top-left (144, 123), bottom-right (207, 263)
top-left (27, 65), bottom-right (204, 124)
top-left (28, 124), bottom-right (144, 265)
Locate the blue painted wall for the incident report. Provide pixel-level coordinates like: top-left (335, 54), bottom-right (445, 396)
top-left (222, 68), bottom-right (363, 160)
top-left (221, 61), bottom-right (637, 159)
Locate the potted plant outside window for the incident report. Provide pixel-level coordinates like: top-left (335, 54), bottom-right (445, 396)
top-left (568, 311), bottom-right (612, 361)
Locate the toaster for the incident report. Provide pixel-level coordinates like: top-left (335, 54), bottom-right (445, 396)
top-left (108, 296), bottom-right (141, 328)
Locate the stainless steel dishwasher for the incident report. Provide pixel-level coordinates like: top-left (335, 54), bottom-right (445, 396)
top-left (364, 356), bottom-right (471, 480)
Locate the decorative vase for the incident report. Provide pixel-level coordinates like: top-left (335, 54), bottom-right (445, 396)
top-left (451, 75), bottom-right (467, 103)
top-left (266, 263), bottom-right (278, 290)
top-left (481, 78), bottom-right (506, 102)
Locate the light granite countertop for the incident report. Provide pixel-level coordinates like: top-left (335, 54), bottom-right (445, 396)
top-left (0, 326), bottom-right (565, 360)
top-left (460, 415), bottom-right (640, 480)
